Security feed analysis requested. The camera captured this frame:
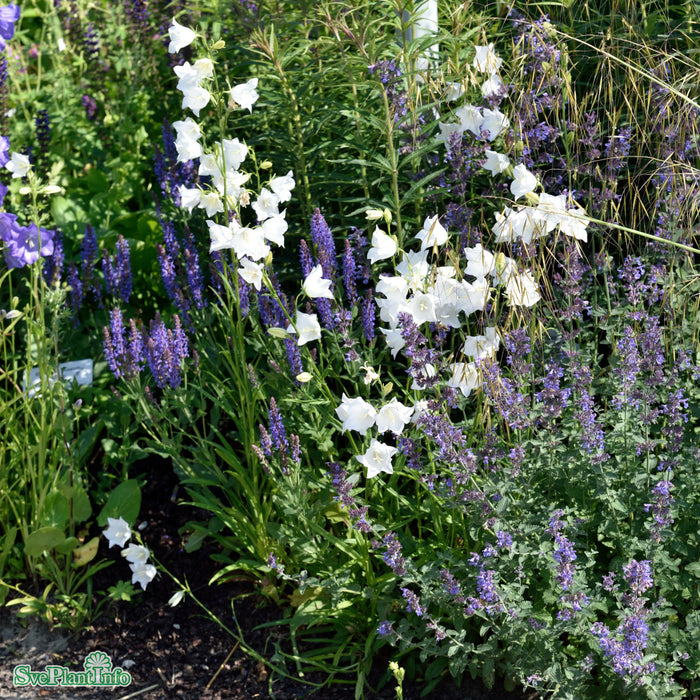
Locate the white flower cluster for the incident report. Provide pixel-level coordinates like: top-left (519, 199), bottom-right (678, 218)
top-left (370, 214), bottom-right (541, 350)
top-left (340, 207), bottom-right (546, 479)
top-left (166, 17), bottom-right (297, 324)
top-left (335, 394), bottom-right (416, 478)
top-left (473, 43), bottom-right (506, 99)
top-left (494, 167), bottom-right (591, 244)
top-left (435, 43), bottom-right (592, 245)
top-left (338, 44), bottom-right (591, 481)
top-left (437, 103), bottom-right (510, 145)
top-left (433, 43), bottom-right (510, 144)
top-left (168, 19), bottom-right (329, 354)
top-left (103, 517), bottom-right (156, 591)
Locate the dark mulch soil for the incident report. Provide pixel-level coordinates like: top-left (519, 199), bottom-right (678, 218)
top-left (0, 459), bottom-right (535, 699)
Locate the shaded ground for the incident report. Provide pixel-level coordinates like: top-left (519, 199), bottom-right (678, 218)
top-left (0, 460), bottom-right (533, 699)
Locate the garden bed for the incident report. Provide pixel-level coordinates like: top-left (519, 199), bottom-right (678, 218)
top-left (0, 459), bottom-right (529, 699)
top-left (2, 1), bottom-right (700, 697)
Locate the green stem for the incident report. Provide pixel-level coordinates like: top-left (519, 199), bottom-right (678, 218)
top-left (276, 63), bottom-right (312, 222)
top-left (381, 89), bottom-right (403, 247)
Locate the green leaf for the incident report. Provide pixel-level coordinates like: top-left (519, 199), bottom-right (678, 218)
top-left (77, 423), bottom-right (102, 465)
top-left (50, 196), bottom-right (87, 227)
top-left (183, 529), bottom-right (206, 553)
top-left (59, 485), bottom-right (92, 524)
top-left (55, 536), bottom-right (79, 555)
top-left (371, 152), bottom-right (395, 173)
top-left (482, 657), bottom-right (495, 689)
top-left (72, 537), bottom-right (99, 567)
top-left (40, 491), bottom-right (70, 530)
top-left (137, 214), bottom-right (161, 239)
top-left (97, 480), bottom-right (141, 527)
top-left (86, 168), bottom-right (110, 194)
top-left (25, 527), bottom-right (66, 557)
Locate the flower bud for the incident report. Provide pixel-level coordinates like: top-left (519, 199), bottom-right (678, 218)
top-left (495, 251), bottom-right (508, 276)
top-left (168, 591), bottom-right (185, 607)
top-left (267, 327), bottom-right (289, 339)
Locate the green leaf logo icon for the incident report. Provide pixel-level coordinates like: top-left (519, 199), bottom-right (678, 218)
top-left (83, 651), bottom-right (112, 673)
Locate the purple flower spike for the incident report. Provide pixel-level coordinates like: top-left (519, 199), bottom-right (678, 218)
top-left (342, 239), bottom-right (358, 305)
top-left (299, 238), bottom-right (314, 278)
top-left (361, 289), bottom-right (375, 342)
top-left (82, 95), bottom-right (97, 121)
top-left (644, 480), bottom-right (674, 542)
top-left (83, 22), bottom-right (100, 62)
top-left (267, 397), bottom-right (289, 455)
top-left (103, 308), bottom-right (127, 380)
top-left (376, 532), bottom-right (406, 575)
top-left (283, 336), bottom-right (303, 380)
top-left (103, 235), bottom-right (132, 304)
top-left (401, 588), bottom-right (424, 616)
top-left (623, 559), bottom-right (653, 597)
top-left (103, 309), bottom-right (145, 380)
top-left (309, 209), bottom-right (337, 281)
top-left (35, 109), bottom-right (50, 154)
top-left (144, 314), bottom-right (189, 389)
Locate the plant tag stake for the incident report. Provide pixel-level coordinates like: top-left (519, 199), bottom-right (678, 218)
top-left (24, 359), bottom-right (94, 397)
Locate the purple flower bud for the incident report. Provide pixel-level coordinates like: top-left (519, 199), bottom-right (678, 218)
top-left (299, 238), bottom-right (313, 278)
top-left (342, 239), bottom-right (357, 305)
top-left (361, 289), bottom-right (375, 342)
